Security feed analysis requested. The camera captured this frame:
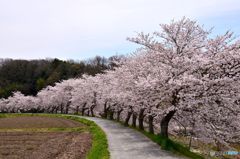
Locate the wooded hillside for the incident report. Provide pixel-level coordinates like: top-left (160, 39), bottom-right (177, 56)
top-left (0, 56), bottom-right (121, 98)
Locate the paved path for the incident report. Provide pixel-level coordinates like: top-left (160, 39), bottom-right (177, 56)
top-left (79, 116), bottom-right (185, 159)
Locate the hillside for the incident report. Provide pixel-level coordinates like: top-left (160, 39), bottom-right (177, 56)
top-left (0, 56), bottom-right (119, 98)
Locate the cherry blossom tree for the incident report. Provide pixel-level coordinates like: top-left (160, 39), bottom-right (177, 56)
top-left (0, 17), bottom-right (239, 150)
top-left (127, 17), bottom-right (240, 144)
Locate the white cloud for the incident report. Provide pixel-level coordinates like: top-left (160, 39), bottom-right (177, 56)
top-left (0, 0), bottom-right (239, 59)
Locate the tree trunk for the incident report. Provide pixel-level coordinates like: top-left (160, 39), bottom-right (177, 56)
top-left (55, 107), bottom-right (58, 114)
top-left (102, 101), bottom-right (108, 118)
top-left (60, 105), bottom-right (64, 114)
top-left (90, 92), bottom-right (96, 117)
top-left (87, 109), bottom-right (90, 116)
top-left (76, 106), bottom-right (79, 114)
top-left (109, 110), bottom-right (114, 120)
top-left (65, 101), bottom-right (71, 114)
top-left (65, 106), bottom-right (69, 114)
top-left (51, 107), bottom-right (55, 114)
top-left (117, 109), bottom-right (123, 121)
top-left (124, 111), bottom-right (132, 126)
top-left (81, 108), bottom-right (85, 116)
top-left (90, 107), bottom-right (95, 117)
top-left (138, 108), bottom-right (145, 130)
top-left (160, 110), bottom-right (176, 138)
top-left (148, 115), bottom-right (154, 134)
top-left (45, 108), bottom-right (49, 113)
top-left (188, 135), bottom-right (192, 150)
top-left (81, 103), bottom-right (87, 116)
top-left (132, 113), bottom-right (137, 127)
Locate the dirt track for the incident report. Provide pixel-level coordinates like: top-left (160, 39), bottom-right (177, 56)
top-left (0, 116), bottom-right (92, 159)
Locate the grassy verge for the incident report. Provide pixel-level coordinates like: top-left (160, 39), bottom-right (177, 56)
top-left (61, 115), bottom-right (110, 159)
top-left (140, 130), bottom-right (204, 159)
top-left (0, 113), bottom-right (110, 159)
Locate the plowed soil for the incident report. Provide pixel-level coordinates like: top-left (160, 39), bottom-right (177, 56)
top-left (0, 116), bottom-right (83, 129)
top-left (0, 116), bottom-right (92, 159)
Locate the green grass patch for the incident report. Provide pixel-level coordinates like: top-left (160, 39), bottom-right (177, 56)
top-left (143, 131), bottom-right (204, 159)
top-left (0, 113), bottom-right (110, 159)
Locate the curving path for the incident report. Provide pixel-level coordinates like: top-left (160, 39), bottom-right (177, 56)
top-left (78, 116), bottom-right (185, 159)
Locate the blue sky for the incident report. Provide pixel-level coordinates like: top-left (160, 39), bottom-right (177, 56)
top-left (0, 0), bottom-right (240, 60)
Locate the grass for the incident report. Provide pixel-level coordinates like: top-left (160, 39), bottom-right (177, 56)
top-left (0, 113), bottom-right (110, 159)
top-left (141, 131), bottom-right (204, 159)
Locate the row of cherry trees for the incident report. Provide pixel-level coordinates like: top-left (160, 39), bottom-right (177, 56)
top-left (0, 18), bottom-right (239, 148)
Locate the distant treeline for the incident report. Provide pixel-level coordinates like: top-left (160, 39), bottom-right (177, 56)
top-left (0, 55), bottom-right (122, 98)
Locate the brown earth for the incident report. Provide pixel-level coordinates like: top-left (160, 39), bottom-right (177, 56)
top-left (0, 116), bottom-right (83, 129)
top-left (0, 116), bottom-right (92, 159)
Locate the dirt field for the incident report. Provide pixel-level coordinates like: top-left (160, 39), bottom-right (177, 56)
top-left (0, 116), bottom-right (92, 159)
top-left (0, 116), bottom-right (83, 129)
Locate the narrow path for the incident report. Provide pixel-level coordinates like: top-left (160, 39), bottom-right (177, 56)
top-left (79, 116), bottom-right (185, 159)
